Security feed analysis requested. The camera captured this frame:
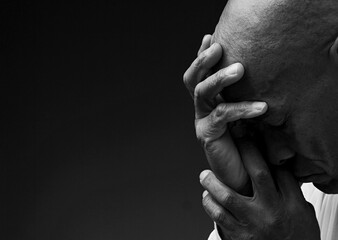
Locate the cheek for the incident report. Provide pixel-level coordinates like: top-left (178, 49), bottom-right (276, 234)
top-left (289, 111), bottom-right (338, 166)
top-left (287, 121), bottom-right (318, 158)
top-left (290, 73), bottom-right (338, 161)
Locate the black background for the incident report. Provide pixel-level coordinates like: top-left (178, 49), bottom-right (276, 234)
top-left (2, 1), bottom-right (225, 239)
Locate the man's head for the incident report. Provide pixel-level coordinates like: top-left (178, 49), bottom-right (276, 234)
top-left (212, 0), bottom-right (338, 193)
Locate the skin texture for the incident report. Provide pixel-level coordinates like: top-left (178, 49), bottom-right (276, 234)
top-left (211, 0), bottom-right (338, 193)
top-left (183, 38), bottom-right (321, 240)
top-left (183, 38), bottom-right (268, 193)
top-left (184, 1), bottom-right (338, 238)
top-left (200, 141), bottom-right (320, 240)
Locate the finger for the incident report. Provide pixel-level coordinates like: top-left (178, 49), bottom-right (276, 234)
top-left (200, 170), bottom-right (248, 216)
top-left (194, 63), bottom-right (244, 117)
top-left (183, 43), bottom-right (222, 98)
top-left (237, 140), bottom-right (278, 200)
top-left (273, 166), bottom-right (304, 201)
top-left (202, 130), bottom-right (248, 192)
top-left (196, 102), bottom-right (268, 139)
top-left (198, 34), bottom-right (212, 56)
top-left (202, 191), bottom-right (238, 231)
top-left (195, 103), bottom-right (267, 192)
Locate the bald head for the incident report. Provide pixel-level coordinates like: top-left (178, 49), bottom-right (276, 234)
top-left (212, 0), bottom-right (338, 107)
top-left (210, 0), bottom-right (338, 194)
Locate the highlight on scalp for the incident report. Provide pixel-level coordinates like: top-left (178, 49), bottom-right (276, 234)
top-left (212, 0), bottom-right (338, 99)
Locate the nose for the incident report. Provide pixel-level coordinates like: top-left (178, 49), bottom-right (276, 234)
top-left (264, 132), bottom-right (295, 165)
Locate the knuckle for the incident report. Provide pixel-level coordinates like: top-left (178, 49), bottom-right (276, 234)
top-left (213, 104), bottom-right (230, 121)
top-left (203, 138), bottom-right (217, 154)
top-left (193, 85), bottom-right (202, 101)
top-left (233, 103), bottom-right (247, 114)
top-left (208, 74), bottom-right (221, 89)
top-left (210, 104), bottom-right (228, 129)
top-left (213, 69), bottom-right (225, 82)
top-left (194, 53), bottom-right (206, 69)
top-left (220, 192), bottom-right (236, 206)
top-left (214, 104), bottom-right (227, 118)
top-left (202, 195), bottom-right (210, 209)
top-left (203, 197), bottom-right (225, 224)
top-left (212, 208), bottom-right (226, 224)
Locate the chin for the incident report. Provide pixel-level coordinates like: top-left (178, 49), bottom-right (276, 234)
top-left (314, 180), bottom-right (338, 194)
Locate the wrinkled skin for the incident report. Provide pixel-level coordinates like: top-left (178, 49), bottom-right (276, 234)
top-left (184, 0), bottom-right (338, 238)
top-left (184, 38), bottom-right (321, 240)
top-left (212, 0), bottom-right (338, 193)
top-left (183, 38), bottom-right (267, 193)
top-left (200, 140), bottom-right (320, 240)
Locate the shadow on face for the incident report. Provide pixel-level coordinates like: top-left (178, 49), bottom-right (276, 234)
top-left (212, 0), bottom-right (338, 193)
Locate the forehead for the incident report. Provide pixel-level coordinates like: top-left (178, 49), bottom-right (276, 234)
top-left (210, 0), bottom-right (335, 113)
top-left (210, 0), bottom-right (304, 123)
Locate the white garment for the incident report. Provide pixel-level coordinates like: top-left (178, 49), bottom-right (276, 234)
top-left (208, 183), bottom-right (338, 240)
top-left (302, 183), bottom-right (338, 240)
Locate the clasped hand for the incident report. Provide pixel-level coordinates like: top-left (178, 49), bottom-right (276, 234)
top-left (183, 35), bottom-right (320, 240)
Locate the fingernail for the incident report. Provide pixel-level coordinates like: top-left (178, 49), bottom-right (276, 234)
top-left (199, 170), bottom-right (210, 182)
top-left (202, 35), bottom-right (209, 43)
top-left (226, 63), bottom-right (239, 75)
top-left (202, 190), bottom-right (208, 198)
top-left (252, 102), bottom-right (268, 112)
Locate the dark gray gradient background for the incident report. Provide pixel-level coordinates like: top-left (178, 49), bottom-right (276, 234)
top-left (2, 1), bottom-right (225, 239)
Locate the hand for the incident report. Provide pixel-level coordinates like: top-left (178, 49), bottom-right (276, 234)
top-left (200, 140), bottom-right (320, 240)
top-left (183, 35), bottom-right (268, 192)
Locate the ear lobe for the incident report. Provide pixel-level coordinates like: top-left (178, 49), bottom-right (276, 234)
top-left (329, 36), bottom-right (338, 65)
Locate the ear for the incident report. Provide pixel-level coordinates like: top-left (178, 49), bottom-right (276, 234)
top-left (329, 36), bottom-right (338, 65)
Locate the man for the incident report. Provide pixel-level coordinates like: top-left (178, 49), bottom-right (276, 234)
top-left (183, 0), bottom-right (338, 239)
